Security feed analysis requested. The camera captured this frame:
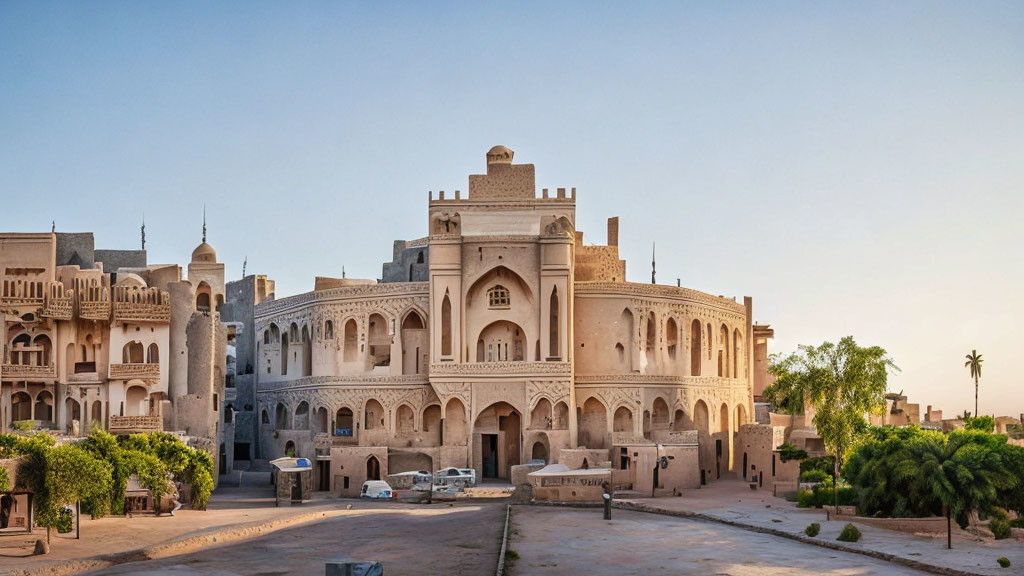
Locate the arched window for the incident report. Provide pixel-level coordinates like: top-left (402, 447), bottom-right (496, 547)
top-left (146, 343), bottom-right (159, 363)
top-left (487, 285), bottom-right (510, 308)
top-left (440, 292), bottom-right (452, 357)
top-left (548, 286), bottom-right (559, 359)
top-left (123, 341), bottom-right (144, 364)
top-left (325, 320), bottom-right (334, 340)
top-left (690, 319), bottom-right (702, 376)
top-left (263, 330), bottom-right (270, 345)
top-left (196, 292), bottom-right (211, 312)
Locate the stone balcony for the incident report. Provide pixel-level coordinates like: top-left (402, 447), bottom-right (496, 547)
top-left (113, 301), bottom-right (171, 323)
top-left (78, 300), bottom-right (111, 321)
top-left (429, 360), bottom-right (571, 380)
top-left (41, 296), bottom-right (74, 320)
top-left (108, 415), bottom-right (162, 434)
top-left (1, 364), bottom-right (57, 381)
top-left (109, 362), bottom-right (160, 380)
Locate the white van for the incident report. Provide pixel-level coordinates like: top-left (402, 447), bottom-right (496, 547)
top-left (360, 480), bottom-right (394, 499)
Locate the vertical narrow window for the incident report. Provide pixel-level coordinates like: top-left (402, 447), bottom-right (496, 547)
top-left (441, 292), bottom-right (452, 357)
top-left (549, 286), bottom-right (559, 359)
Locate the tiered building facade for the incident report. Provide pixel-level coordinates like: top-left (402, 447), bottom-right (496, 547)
top-left (0, 232), bottom-right (228, 476)
top-left (253, 147), bottom-right (763, 495)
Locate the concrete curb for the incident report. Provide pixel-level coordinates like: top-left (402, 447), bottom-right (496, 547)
top-left (495, 504), bottom-right (512, 576)
top-left (5, 508), bottom-right (344, 576)
top-left (613, 501), bottom-right (988, 576)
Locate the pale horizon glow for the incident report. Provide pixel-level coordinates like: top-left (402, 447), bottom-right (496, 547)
top-left (2, 2), bottom-right (1021, 417)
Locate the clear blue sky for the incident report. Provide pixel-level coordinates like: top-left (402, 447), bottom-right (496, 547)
top-left (2, 2), bottom-right (1022, 417)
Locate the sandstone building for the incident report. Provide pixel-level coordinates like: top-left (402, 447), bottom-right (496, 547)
top-left (254, 147), bottom-right (766, 496)
top-left (0, 229), bottom-right (228, 478)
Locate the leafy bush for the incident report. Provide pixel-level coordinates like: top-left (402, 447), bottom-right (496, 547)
top-left (795, 479), bottom-right (856, 508)
top-left (1009, 518), bottom-right (1024, 528)
top-left (804, 522), bottom-right (820, 537)
top-left (990, 518), bottom-right (1011, 540)
top-left (13, 420), bottom-right (36, 432)
top-left (800, 469), bottom-right (830, 483)
top-left (778, 443), bottom-right (808, 462)
top-left (837, 523), bottom-right (861, 542)
top-left (800, 456), bottom-right (834, 476)
top-left (964, 415), bottom-right (995, 433)
top-left (998, 557), bottom-right (1011, 568)
top-left (796, 490), bottom-right (816, 508)
top-left (0, 467), bottom-right (9, 493)
top-left (56, 507), bottom-right (74, 534)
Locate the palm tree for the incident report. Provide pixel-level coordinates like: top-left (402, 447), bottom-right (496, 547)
top-left (964, 350), bottom-right (983, 418)
top-left (915, 431), bottom-right (1008, 549)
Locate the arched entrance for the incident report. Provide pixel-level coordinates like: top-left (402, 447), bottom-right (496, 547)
top-left (473, 402), bottom-right (521, 480)
top-left (366, 455), bottom-right (381, 481)
top-left (530, 433), bottom-right (549, 463)
top-left (65, 398), bottom-right (81, 434)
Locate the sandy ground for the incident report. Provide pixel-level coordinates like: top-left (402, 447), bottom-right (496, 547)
top-left (508, 506), bottom-right (931, 576)
top-left (622, 479), bottom-right (1024, 576)
top-left (86, 501), bottom-right (505, 576)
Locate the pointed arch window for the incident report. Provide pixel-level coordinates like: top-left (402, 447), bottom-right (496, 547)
top-left (487, 285), bottom-right (510, 309)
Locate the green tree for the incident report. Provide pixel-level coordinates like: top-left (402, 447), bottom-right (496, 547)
top-left (916, 430), bottom-right (1012, 549)
top-left (41, 444), bottom-right (113, 542)
top-left (964, 350), bottom-right (983, 418)
top-left (765, 337), bottom-right (898, 512)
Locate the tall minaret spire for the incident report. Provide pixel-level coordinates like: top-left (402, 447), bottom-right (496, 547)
top-left (141, 214), bottom-right (146, 250)
top-left (202, 205), bottom-right (207, 243)
top-left (651, 242), bottom-right (656, 284)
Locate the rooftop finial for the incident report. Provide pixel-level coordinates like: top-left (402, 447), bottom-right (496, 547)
top-left (51, 220), bottom-right (55, 233)
top-left (651, 242), bottom-right (656, 284)
top-left (342, 265), bottom-right (346, 279)
top-left (202, 205), bottom-right (207, 243)
top-left (242, 256), bottom-right (247, 278)
top-left (141, 213), bottom-right (146, 250)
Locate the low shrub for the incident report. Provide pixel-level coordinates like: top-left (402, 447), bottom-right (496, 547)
top-left (800, 469), bottom-right (830, 483)
top-left (796, 490), bottom-right (816, 508)
top-left (997, 557), bottom-right (1011, 568)
top-left (837, 523), bottom-right (861, 542)
top-left (990, 519), bottom-right (1011, 540)
top-left (56, 507), bottom-right (74, 534)
top-left (778, 443), bottom-right (808, 462)
top-left (1009, 518), bottom-right (1024, 528)
top-left (804, 522), bottom-right (820, 537)
top-left (0, 467), bottom-right (9, 493)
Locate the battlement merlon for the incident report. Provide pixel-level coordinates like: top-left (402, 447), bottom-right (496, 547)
top-left (427, 145), bottom-right (576, 205)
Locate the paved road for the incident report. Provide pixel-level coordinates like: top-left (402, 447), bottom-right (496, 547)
top-left (88, 501), bottom-right (506, 576)
top-left (508, 506), bottom-right (932, 575)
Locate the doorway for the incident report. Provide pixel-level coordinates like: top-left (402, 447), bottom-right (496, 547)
top-left (317, 461), bottom-right (330, 491)
top-left (482, 434), bottom-right (498, 478)
top-left (366, 455), bottom-right (381, 481)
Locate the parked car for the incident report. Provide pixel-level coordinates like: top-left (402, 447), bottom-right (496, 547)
top-left (433, 467), bottom-right (476, 489)
top-left (360, 480), bottom-right (394, 499)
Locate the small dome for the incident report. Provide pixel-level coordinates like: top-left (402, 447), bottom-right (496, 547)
top-left (486, 145), bottom-right (514, 164)
top-left (115, 273), bottom-right (147, 288)
top-left (191, 242), bottom-right (217, 263)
